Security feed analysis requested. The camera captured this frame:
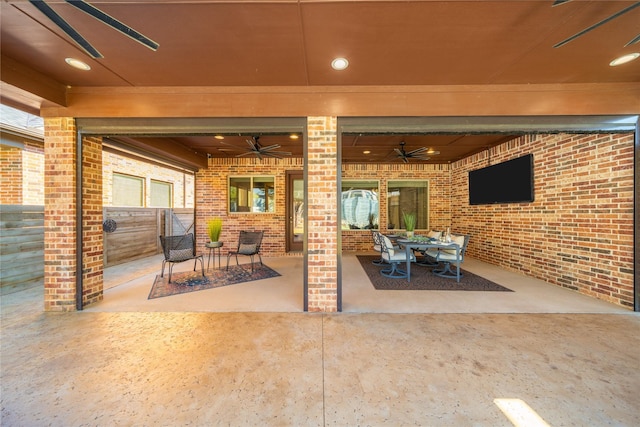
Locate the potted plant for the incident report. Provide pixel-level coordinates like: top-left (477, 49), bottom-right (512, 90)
top-left (206, 217), bottom-right (223, 246)
top-left (402, 211), bottom-right (416, 238)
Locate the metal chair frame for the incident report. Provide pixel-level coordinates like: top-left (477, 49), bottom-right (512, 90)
top-left (159, 233), bottom-right (205, 283)
top-left (226, 230), bottom-right (264, 273)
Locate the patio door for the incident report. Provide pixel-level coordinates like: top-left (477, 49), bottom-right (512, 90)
top-left (286, 171), bottom-right (304, 252)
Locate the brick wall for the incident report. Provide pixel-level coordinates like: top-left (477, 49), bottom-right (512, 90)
top-left (22, 141), bottom-right (44, 205)
top-left (452, 133), bottom-right (634, 308)
top-left (341, 163), bottom-right (452, 251)
top-left (195, 157), bottom-right (304, 255)
top-left (0, 144), bottom-right (22, 204)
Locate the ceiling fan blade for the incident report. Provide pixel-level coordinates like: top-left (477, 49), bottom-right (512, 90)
top-left (258, 144), bottom-right (283, 152)
top-left (245, 139), bottom-right (259, 151)
top-left (29, 0), bottom-right (102, 58)
top-left (393, 148), bottom-right (405, 156)
top-left (406, 147), bottom-right (429, 155)
top-left (554, 2), bottom-right (640, 48)
top-left (625, 33), bottom-right (640, 46)
top-left (65, 0), bottom-right (159, 51)
top-left (235, 151), bottom-right (256, 157)
top-left (552, 0), bottom-right (572, 6)
top-left (264, 150), bottom-right (291, 156)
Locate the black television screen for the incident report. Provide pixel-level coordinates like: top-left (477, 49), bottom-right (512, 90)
top-left (469, 154), bottom-right (534, 205)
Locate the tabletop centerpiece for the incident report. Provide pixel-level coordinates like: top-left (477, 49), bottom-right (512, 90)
top-left (402, 211), bottom-right (416, 238)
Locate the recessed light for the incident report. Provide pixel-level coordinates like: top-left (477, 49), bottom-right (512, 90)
top-left (331, 57), bottom-right (349, 70)
top-left (363, 150), bottom-right (371, 154)
top-left (609, 52), bottom-right (639, 66)
top-left (214, 135), bottom-right (225, 140)
top-left (289, 134), bottom-right (299, 140)
top-left (65, 57), bottom-right (91, 71)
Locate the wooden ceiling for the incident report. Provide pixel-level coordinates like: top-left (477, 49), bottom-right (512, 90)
top-left (106, 133), bottom-right (521, 164)
top-left (2, 1), bottom-right (639, 165)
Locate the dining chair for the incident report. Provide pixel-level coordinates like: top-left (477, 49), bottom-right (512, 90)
top-left (379, 233), bottom-right (415, 279)
top-left (431, 234), bottom-right (470, 279)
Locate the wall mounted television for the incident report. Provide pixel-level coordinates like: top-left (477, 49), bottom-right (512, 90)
top-left (468, 154), bottom-right (534, 205)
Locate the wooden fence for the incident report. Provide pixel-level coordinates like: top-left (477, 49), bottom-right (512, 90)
top-left (0, 206), bottom-right (194, 291)
top-left (0, 205), bottom-right (44, 292)
top-left (103, 207), bottom-right (194, 266)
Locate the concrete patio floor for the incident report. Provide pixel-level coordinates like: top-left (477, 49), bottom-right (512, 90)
top-left (87, 251), bottom-right (630, 314)
top-left (2, 254), bottom-right (639, 426)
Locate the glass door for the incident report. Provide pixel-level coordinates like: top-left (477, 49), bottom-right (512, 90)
top-left (286, 171), bottom-right (304, 252)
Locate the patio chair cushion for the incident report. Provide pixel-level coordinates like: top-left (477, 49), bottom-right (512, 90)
top-left (427, 230), bottom-right (442, 239)
top-left (238, 243), bottom-right (258, 255)
top-left (441, 235), bottom-right (465, 255)
top-left (382, 250), bottom-right (415, 263)
top-left (169, 248), bottom-right (194, 261)
top-left (424, 248), bottom-right (439, 258)
top-left (381, 235), bottom-right (395, 256)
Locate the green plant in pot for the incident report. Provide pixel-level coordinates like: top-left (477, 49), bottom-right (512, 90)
top-left (207, 218), bottom-right (223, 244)
top-left (402, 211), bottom-right (416, 237)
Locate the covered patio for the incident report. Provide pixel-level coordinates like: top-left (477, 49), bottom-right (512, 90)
top-left (84, 252), bottom-right (627, 314)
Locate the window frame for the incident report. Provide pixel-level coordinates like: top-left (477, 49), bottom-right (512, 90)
top-left (228, 175), bottom-right (276, 214)
top-left (112, 172), bottom-right (144, 207)
top-left (340, 179), bottom-right (380, 231)
top-left (386, 179), bottom-right (430, 231)
top-left (149, 179), bottom-right (173, 208)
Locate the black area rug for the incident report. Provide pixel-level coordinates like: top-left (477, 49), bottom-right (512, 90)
top-left (356, 255), bottom-right (513, 292)
top-left (148, 263), bottom-right (281, 299)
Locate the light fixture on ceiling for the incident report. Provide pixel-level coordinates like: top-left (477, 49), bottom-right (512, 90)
top-left (65, 57), bottom-right (91, 70)
top-left (331, 57), bottom-right (349, 70)
top-left (214, 135), bottom-right (225, 140)
top-left (363, 150), bottom-right (371, 154)
top-left (289, 134), bottom-right (299, 140)
top-left (609, 52), bottom-right (640, 66)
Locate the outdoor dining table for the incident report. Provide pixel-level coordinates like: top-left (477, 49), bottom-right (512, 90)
top-left (396, 237), bottom-right (463, 282)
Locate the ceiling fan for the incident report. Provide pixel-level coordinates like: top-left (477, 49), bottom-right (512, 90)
top-left (394, 141), bottom-right (437, 163)
top-left (552, 0), bottom-right (640, 48)
top-left (235, 136), bottom-right (292, 160)
top-left (29, 0), bottom-right (159, 59)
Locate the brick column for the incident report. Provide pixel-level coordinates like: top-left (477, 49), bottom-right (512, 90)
top-left (82, 136), bottom-right (104, 306)
top-left (44, 118), bottom-right (77, 311)
top-left (306, 116), bottom-right (338, 312)
top-left (44, 118), bottom-right (104, 311)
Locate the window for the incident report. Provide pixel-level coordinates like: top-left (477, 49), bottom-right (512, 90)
top-left (112, 173), bottom-right (144, 207)
top-left (150, 180), bottom-right (172, 207)
top-left (387, 180), bottom-right (429, 230)
top-left (229, 176), bottom-right (275, 213)
top-left (341, 180), bottom-right (379, 230)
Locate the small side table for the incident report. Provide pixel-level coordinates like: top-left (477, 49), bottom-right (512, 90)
top-left (205, 241), bottom-right (224, 270)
